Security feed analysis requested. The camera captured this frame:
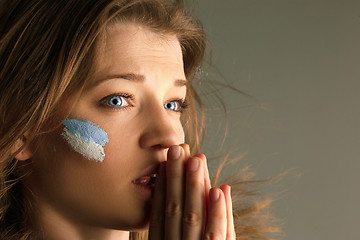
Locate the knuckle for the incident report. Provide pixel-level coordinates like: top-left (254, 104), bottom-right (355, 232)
top-left (165, 201), bottom-right (181, 218)
top-left (183, 210), bottom-right (201, 226)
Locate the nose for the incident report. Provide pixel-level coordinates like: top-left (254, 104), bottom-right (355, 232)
top-left (138, 107), bottom-right (181, 150)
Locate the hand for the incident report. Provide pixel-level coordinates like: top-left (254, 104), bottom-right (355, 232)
top-left (149, 144), bottom-right (235, 239)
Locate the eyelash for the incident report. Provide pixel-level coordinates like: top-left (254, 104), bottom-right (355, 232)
top-left (98, 93), bottom-right (189, 113)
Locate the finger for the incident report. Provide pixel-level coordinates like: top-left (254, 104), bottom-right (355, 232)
top-left (180, 143), bottom-right (190, 160)
top-left (149, 162), bottom-right (166, 240)
top-left (182, 157), bottom-right (205, 240)
top-left (165, 145), bottom-right (185, 240)
top-left (205, 188), bottom-right (227, 240)
top-left (193, 153), bottom-right (211, 195)
top-left (193, 153), bottom-right (211, 232)
top-left (220, 185), bottom-right (235, 240)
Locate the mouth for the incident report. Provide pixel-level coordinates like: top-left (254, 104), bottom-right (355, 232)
top-left (131, 163), bottom-right (160, 199)
top-left (132, 174), bottom-right (157, 186)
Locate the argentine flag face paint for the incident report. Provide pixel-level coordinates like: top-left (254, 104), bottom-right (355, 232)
top-left (61, 118), bottom-right (109, 162)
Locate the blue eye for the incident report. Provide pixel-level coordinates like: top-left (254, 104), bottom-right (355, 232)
top-left (100, 94), bottom-right (132, 109)
top-left (107, 96), bottom-right (123, 107)
top-left (164, 101), bottom-right (179, 111)
top-left (164, 99), bottom-right (189, 113)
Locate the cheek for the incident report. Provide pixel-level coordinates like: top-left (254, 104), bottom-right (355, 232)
top-left (62, 117), bottom-right (109, 162)
top-left (31, 127), bottom-right (134, 223)
top-left (28, 116), bottom-right (149, 228)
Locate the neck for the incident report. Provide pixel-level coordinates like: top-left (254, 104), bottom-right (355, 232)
top-left (27, 195), bottom-right (130, 240)
top-left (39, 206), bottom-right (130, 240)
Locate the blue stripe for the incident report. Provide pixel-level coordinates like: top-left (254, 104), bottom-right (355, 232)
top-left (62, 118), bottom-right (109, 146)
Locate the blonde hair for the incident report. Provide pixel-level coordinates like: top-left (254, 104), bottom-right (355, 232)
top-left (0, 0), bottom-right (278, 239)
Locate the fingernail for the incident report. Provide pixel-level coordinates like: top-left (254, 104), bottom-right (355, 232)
top-left (188, 158), bottom-right (199, 172)
top-left (210, 188), bottom-right (220, 201)
top-left (168, 145), bottom-right (181, 160)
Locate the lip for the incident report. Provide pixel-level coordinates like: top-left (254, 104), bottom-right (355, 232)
top-left (132, 163), bottom-right (160, 198)
top-left (132, 163), bottom-right (160, 182)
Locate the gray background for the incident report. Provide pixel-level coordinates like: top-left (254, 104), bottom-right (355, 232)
top-left (192, 1), bottom-right (360, 240)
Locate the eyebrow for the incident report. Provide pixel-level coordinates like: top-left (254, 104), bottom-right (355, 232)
top-left (95, 73), bottom-right (187, 87)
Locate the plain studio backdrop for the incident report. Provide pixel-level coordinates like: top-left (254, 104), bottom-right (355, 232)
top-left (191, 1), bottom-right (360, 240)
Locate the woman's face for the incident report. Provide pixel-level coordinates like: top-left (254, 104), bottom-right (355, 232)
top-left (28, 23), bottom-right (186, 231)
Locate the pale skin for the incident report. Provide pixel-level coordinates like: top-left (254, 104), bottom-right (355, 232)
top-left (15, 22), bottom-right (235, 239)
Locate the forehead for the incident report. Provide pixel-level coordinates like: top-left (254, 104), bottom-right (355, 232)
top-left (93, 23), bottom-right (184, 74)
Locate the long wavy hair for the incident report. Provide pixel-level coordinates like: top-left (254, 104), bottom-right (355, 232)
top-left (0, 0), bottom-right (279, 239)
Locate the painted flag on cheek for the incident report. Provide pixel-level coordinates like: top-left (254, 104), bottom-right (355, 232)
top-left (61, 118), bottom-right (109, 162)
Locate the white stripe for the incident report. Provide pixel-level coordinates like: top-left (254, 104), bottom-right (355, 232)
top-left (61, 128), bottom-right (105, 162)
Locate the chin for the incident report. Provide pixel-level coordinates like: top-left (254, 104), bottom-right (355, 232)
top-left (130, 211), bottom-right (151, 231)
top-left (119, 220), bottom-right (150, 232)
top-left (131, 198), bottom-right (152, 230)
top-left (131, 222), bottom-right (150, 232)
top-left (116, 207), bottom-right (152, 231)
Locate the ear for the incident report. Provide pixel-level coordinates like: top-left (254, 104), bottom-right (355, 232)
top-left (12, 135), bottom-right (33, 161)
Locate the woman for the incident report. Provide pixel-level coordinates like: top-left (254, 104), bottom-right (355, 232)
top-left (0, 0), bottom-right (276, 239)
